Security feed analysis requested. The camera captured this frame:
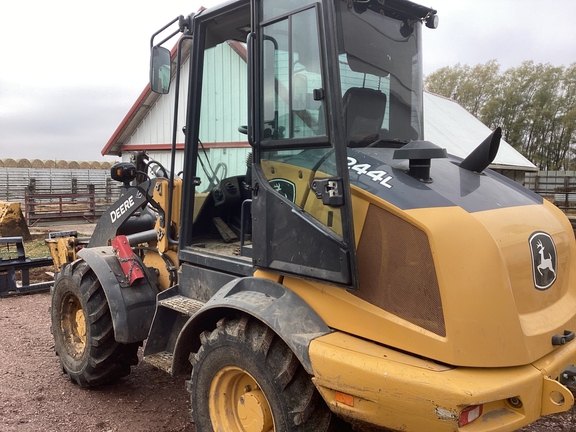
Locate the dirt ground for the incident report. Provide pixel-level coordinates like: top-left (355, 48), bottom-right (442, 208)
top-left (0, 292), bottom-right (194, 432)
top-left (0, 222), bottom-right (575, 431)
top-left (1, 222), bottom-right (193, 432)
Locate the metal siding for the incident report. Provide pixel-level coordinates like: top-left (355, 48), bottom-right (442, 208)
top-left (120, 42), bottom-right (250, 192)
top-left (126, 59), bottom-right (190, 146)
top-left (121, 151), bottom-right (186, 177)
top-left (0, 168), bottom-right (121, 212)
top-left (199, 43), bottom-right (247, 144)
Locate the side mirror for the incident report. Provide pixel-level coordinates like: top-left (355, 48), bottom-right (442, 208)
top-left (150, 46), bottom-right (171, 94)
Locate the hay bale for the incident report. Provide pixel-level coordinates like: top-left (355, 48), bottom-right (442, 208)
top-left (30, 159), bottom-right (45, 168)
top-left (68, 161), bottom-right (80, 169)
top-left (16, 159), bottom-right (32, 168)
top-left (79, 162), bottom-right (91, 169)
top-left (43, 160), bottom-right (56, 168)
top-left (90, 161), bottom-right (102, 169)
top-left (55, 160), bottom-right (68, 169)
top-left (2, 158), bottom-right (17, 168)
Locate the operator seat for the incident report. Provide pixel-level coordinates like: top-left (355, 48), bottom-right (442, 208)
top-left (343, 87), bottom-right (387, 147)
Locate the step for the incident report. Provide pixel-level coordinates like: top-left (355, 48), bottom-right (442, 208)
top-left (158, 295), bottom-right (205, 316)
top-left (143, 351), bottom-right (174, 374)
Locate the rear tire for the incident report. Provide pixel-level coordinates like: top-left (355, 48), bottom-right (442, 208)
top-left (188, 314), bottom-right (336, 432)
top-left (51, 259), bottom-right (139, 387)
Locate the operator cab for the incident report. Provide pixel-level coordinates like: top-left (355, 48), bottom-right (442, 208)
top-left (150, 0), bottom-right (437, 288)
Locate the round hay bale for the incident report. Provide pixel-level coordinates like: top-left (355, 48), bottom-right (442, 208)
top-left (79, 161), bottom-right (91, 169)
top-left (43, 160), bottom-right (56, 168)
top-left (90, 161), bottom-right (102, 169)
top-left (30, 159), bottom-right (45, 168)
top-left (16, 159), bottom-right (32, 168)
top-left (2, 158), bottom-right (17, 167)
top-left (101, 162), bottom-right (112, 169)
top-left (56, 160), bottom-right (68, 169)
top-left (68, 161), bottom-right (80, 169)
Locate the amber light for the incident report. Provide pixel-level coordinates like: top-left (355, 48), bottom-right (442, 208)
top-left (335, 391), bottom-right (354, 407)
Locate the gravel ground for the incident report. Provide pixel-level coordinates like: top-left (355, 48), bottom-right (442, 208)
top-left (0, 292), bottom-right (194, 432)
top-left (0, 222), bottom-right (575, 431)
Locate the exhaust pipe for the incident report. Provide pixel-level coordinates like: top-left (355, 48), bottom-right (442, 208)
top-left (460, 127), bottom-right (501, 173)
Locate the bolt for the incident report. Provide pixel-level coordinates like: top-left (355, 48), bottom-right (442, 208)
top-left (244, 385), bottom-right (252, 392)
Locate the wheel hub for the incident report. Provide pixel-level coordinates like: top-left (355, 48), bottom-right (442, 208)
top-left (238, 388), bottom-right (274, 432)
top-left (61, 293), bottom-right (87, 358)
top-left (210, 366), bottom-right (274, 432)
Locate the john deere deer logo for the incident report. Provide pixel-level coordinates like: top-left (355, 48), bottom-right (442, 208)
top-left (529, 232), bottom-right (557, 290)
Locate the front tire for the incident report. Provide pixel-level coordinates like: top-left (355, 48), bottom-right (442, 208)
top-left (188, 314), bottom-right (336, 432)
top-left (51, 260), bottom-right (139, 387)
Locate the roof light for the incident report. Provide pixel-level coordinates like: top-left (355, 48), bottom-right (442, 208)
top-left (459, 404), bottom-right (483, 427)
top-left (426, 13), bottom-right (439, 29)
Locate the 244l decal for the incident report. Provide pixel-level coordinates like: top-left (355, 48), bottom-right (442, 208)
top-left (348, 157), bottom-right (394, 189)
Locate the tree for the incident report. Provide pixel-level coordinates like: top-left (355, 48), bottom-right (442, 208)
top-left (425, 61), bottom-right (576, 170)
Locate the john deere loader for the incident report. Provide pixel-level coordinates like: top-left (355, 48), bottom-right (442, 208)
top-left (49, 0), bottom-right (576, 430)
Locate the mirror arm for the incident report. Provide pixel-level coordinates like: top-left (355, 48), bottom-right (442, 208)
top-left (150, 16), bottom-right (181, 49)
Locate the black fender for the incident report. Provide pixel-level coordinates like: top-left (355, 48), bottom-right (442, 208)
top-left (78, 247), bottom-right (158, 343)
top-left (173, 276), bottom-right (331, 375)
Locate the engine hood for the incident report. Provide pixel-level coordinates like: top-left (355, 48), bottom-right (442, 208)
top-left (347, 147), bottom-right (576, 367)
top-left (347, 147), bottom-right (541, 212)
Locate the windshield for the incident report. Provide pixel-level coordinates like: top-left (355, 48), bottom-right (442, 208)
top-left (335, 0), bottom-right (424, 146)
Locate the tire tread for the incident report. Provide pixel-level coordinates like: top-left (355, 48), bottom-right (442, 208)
top-left (188, 314), bottom-right (336, 431)
top-left (51, 261), bottom-right (140, 388)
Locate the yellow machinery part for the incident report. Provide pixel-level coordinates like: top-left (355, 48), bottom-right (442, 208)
top-left (209, 366), bottom-right (274, 432)
top-left (0, 201), bottom-right (31, 240)
top-left (151, 177), bottom-right (182, 255)
top-left (142, 249), bottom-right (179, 290)
top-left (45, 236), bottom-right (77, 272)
top-left (309, 331), bottom-right (576, 432)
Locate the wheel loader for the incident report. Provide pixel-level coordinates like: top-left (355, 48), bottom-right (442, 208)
top-left (49, 0), bottom-right (576, 430)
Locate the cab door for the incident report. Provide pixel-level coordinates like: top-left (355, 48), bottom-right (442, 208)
top-left (250, 0), bottom-right (358, 288)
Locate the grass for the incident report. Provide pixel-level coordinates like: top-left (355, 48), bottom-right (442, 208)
top-left (25, 238), bottom-right (52, 259)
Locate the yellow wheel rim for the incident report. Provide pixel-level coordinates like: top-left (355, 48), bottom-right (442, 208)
top-left (209, 366), bottom-right (274, 432)
top-left (61, 293), bottom-right (87, 358)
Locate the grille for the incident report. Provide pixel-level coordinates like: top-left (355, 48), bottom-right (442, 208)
top-left (355, 205), bottom-right (445, 336)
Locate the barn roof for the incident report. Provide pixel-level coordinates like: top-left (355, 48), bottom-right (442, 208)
top-left (424, 92), bottom-right (537, 171)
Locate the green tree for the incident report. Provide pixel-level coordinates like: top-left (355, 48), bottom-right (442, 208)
top-left (424, 60), bottom-right (501, 117)
top-left (425, 60), bottom-right (576, 170)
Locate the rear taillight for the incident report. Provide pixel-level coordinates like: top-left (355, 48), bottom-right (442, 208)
top-left (459, 404), bottom-right (483, 427)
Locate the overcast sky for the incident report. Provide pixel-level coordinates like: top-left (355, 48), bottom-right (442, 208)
top-left (1, 0), bottom-right (575, 162)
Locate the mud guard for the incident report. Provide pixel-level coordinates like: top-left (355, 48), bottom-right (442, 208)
top-left (78, 247), bottom-right (158, 343)
top-left (174, 277), bottom-right (331, 374)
